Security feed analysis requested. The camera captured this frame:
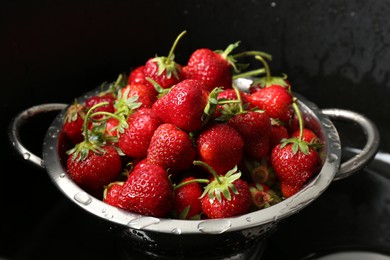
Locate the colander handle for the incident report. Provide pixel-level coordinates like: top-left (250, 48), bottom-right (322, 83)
top-left (8, 103), bottom-right (68, 169)
top-left (321, 108), bottom-right (380, 181)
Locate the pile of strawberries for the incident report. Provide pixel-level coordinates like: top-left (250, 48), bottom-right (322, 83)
top-left (61, 31), bottom-right (323, 220)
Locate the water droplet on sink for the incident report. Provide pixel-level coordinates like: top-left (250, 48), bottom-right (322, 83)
top-left (74, 192), bottom-right (92, 205)
top-left (197, 219), bottom-right (231, 234)
top-left (127, 217), bottom-right (160, 229)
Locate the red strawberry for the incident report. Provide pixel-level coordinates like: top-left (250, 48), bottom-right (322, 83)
top-left (250, 85), bottom-right (293, 123)
top-left (128, 65), bottom-right (148, 85)
top-left (213, 88), bottom-right (253, 120)
top-left (121, 83), bottom-right (157, 109)
top-left (117, 164), bottom-right (172, 217)
top-left (290, 128), bottom-right (321, 145)
top-left (196, 123), bottom-right (244, 175)
top-left (183, 42), bottom-right (240, 92)
top-left (103, 182), bottom-right (124, 207)
top-left (269, 121), bottom-right (289, 149)
top-left (197, 163), bottom-right (252, 219)
top-left (67, 144), bottom-right (123, 195)
top-left (143, 31), bottom-right (186, 89)
top-left (173, 177), bottom-right (205, 219)
top-left (146, 123), bottom-right (197, 173)
top-left (228, 110), bottom-right (271, 160)
top-left (62, 100), bottom-right (87, 145)
top-left (271, 139), bottom-right (322, 198)
top-left (85, 92), bottom-right (116, 119)
top-left (151, 79), bottom-right (209, 132)
top-left (118, 107), bottom-right (161, 159)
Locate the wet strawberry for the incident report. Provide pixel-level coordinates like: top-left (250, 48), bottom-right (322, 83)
top-left (152, 79), bottom-right (209, 132)
top-left (128, 65), bottom-right (148, 85)
top-left (228, 110), bottom-right (271, 160)
top-left (197, 163), bottom-right (252, 219)
top-left (103, 182), bottom-right (124, 207)
top-left (173, 176), bottom-right (206, 219)
top-left (183, 42), bottom-right (240, 92)
top-left (63, 100), bottom-right (87, 145)
top-left (146, 123), bottom-right (196, 173)
top-left (85, 93), bottom-right (116, 120)
top-left (143, 31), bottom-right (186, 89)
top-left (118, 107), bottom-right (162, 159)
top-left (120, 83), bottom-right (157, 109)
top-left (117, 164), bottom-right (172, 217)
top-left (269, 121), bottom-right (289, 149)
top-left (196, 123), bottom-right (244, 175)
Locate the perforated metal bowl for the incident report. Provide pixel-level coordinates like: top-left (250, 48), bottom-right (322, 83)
top-left (9, 78), bottom-right (380, 259)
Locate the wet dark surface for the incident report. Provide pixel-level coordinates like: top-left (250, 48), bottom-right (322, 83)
top-left (1, 0), bottom-right (390, 259)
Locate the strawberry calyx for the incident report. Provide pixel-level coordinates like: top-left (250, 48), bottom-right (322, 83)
top-left (249, 183), bottom-right (282, 209)
top-left (146, 77), bottom-right (171, 98)
top-left (66, 102), bottom-right (125, 161)
top-left (99, 73), bottom-right (128, 98)
top-left (64, 99), bottom-right (86, 124)
top-left (251, 55), bottom-right (290, 89)
top-left (214, 41), bottom-right (241, 73)
top-left (114, 87), bottom-right (142, 117)
top-left (150, 30), bottom-right (187, 80)
top-left (194, 160), bottom-right (242, 203)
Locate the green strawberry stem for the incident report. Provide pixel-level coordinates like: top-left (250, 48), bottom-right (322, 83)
top-left (232, 50), bottom-right (273, 61)
top-left (166, 30), bottom-right (187, 64)
top-left (82, 101), bottom-right (110, 143)
top-left (193, 160), bottom-right (222, 184)
top-left (146, 77), bottom-right (170, 97)
top-left (232, 84), bottom-right (244, 113)
top-left (173, 178), bottom-right (210, 190)
top-left (232, 68), bottom-right (266, 80)
top-left (292, 98), bottom-right (304, 141)
top-left (219, 41), bottom-right (240, 60)
top-left (254, 55), bottom-right (271, 83)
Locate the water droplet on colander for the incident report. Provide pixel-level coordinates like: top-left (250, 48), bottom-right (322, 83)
top-left (331, 142), bottom-right (341, 149)
top-left (59, 173), bottom-right (66, 178)
top-left (246, 217), bottom-right (252, 222)
top-left (197, 219), bottom-right (231, 234)
top-left (102, 208), bottom-right (107, 213)
top-left (23, 153), bottom-right (30, 160)
top-left (328, 132), bottom-right (339, 141)
top-left (171, 228), bottom-right (181, 235)
top-left (48, 126), bottom-right (59, 138)
top-left (322, 119), bottom-right (333, 128)
top-left (328, 153), bottom-right (339, 163)
top-left (104, 213), bottom-right (113, 219)
top-left (74, 192), bottom-right (92, 205)
top-left (127, 217), bottom-right (160, 229)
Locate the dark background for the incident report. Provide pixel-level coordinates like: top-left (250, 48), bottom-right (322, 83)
top-left (1, 0), bottom-right (390, 259)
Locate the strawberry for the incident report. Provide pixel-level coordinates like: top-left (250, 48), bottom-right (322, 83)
top-left (196, 123), bottom-right (244, 175)
top-left (66, 103), bottom-right (123, 195)
top-left (118, 107), bottom-right (161, 159)
top-left (270, 98), bottom-right (322, 198)
top-left (117, 164), bottom-right (172, 217)
top-left (228, 110), bottom-right (271, 160)
top-left (62, 100), bottom-right (87, 145)
top-left (173, 177), bottom-right (206, 219)
top-left (146, 123), bottom-right (197, 173)
top-left (250, 85), bottom-right (293, 123)
top-left (120, 83), bottom-right (157, 109)
top-left (213, 88), bottom-right (253, 121)
top-left (196, 162), bottom-right (252, 219)
top-left (143, 31), bottom-right (186, 89)
top-left (271, 139), bottom-right (321, 198)
top-left (151, 79), bottom-right (209, 132)
top-left (67, 144), bottom-right (122, 195)
top-left (183, 42), bottom-right (240, 92)
top-left (85, 92), bottom-right (116, 120)
top-left (269, 120), bottom-right (289, 149)
top-left (290, 128), bottom-right (322, 146)
top-left (128, 65), bottom-right (148, 85)
top-left (103, 182), bottom-right (124, 207)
